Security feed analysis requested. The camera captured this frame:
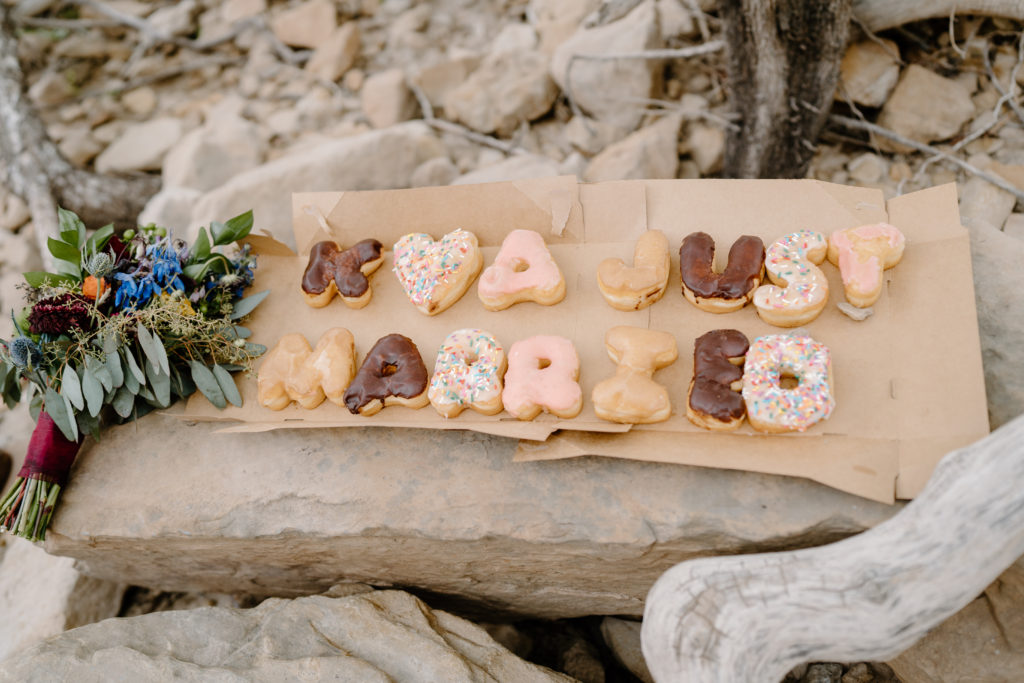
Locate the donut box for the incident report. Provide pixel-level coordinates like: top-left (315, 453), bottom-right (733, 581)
top-left (182, 177), bottom-right (988, 504)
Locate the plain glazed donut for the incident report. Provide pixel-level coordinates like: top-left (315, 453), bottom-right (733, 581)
top-left (393, 229), bottom-right (483, 316)
top-left (685, 329), bottom-right (749, 431)
top-left (428, 329), bottom-right (507, 418)
top-left (478, 230), bottom-right (565, 310)
top-left (753, 230), bottom-right (830, 327)
top-left (827, 222), bottom-right (905, 308)
top-left (596, 230), bottom-right (670, 311)
top-left (679, 232), bottom-right (765, 313)
top-left (343, 334), bottom-right (430, 415)
top-left (741, 333), bottom-right (834, 433)
top-left (501, 336), bottom-right (582, 420)
top-left (301, 239), bottom-right (385, 309)
top-left (592, 326), bottom-right (678, 424)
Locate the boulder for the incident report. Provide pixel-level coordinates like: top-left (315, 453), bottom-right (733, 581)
top-left (410, 156), bottom-right (458, 188)
top-left (222, 0), bottom-right (266, 23)
top-left (452, 154), bottom-right (561, 185)
top-left (410, 56), bottom-right (482, 111)
top-left (27, 72), bottom-right (73, 107)
top-left (43, 414), bottom-right (895, 619)
top-left (270, 0), bottom-right (336, 49)
top-left (530, 0), bottom-right (601, 54)
top-left (876, 65), bottom-right (975, 153)
top-left (94, 117), bottom-right (185, 174)
top-left (657, 0), bottom-right (697, 40)
top-left (601, 618), bottom-right (653, 683)
top-left (189, 123), bottom-right (444, 246)
top-left (120, 87), bottom-right (157, 117)
top-left (0, 590), bottom-right (572, 682)
top-left (847, 152), bottom-right (886, 184)
top-left (550, 0), bottom-right (661, 131)
top-left (583, 115), bottom-right (681, 181)
top-left (305, 22), bottom-right (360, 83)
top-left (0, 537), bottom-right (124, 662)
top-left (138, 187), bottom-right (202, 233)
top-left (837, 40), bottom-right (900, 108)
top-left (966, 218), bottom-right (1024, 428)
top-left (686, 122), bottom-right (725, 175)
top-left (162, 113), bottom-right (267, 193)
top-left (0, 190), bottom-right (29, 232)
top-left (959, 176), bottom-right (1016, 231)
top-left (445, 51), bottom-right (558, 136)
top-left (1005, 213), bottom-right (1024, 242)
top-left (147, 0), bottom-right (196, 38)
top-left (361, 68), bottom-right (417, 129)
top-left (492, 23), bottom-right (539, 55)
top-left (565, 115), bottom-right (629, 155)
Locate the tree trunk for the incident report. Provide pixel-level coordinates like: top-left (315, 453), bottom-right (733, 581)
top-left (719, 0), bottom-right (852, 178)
top-left (0, 6), bottom-right (160, 265)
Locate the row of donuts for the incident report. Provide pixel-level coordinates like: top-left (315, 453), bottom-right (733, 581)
top-left (257, 326), bottom-right (835, 434)
top-left (300, 223), bottom-right (906, 327)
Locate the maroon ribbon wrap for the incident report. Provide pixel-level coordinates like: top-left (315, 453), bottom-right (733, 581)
top-left (17, 411), bottom-right (82, 486)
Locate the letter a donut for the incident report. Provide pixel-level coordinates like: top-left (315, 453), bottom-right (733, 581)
top-left (343, 334), bottom-right (430, 415)
top-left (478, 230), bottom-right (565, 310)
top-left (429, 329), bottom-right (507, 418)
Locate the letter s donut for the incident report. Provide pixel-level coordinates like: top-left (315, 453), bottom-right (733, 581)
top-left (742, 333), bottom-right (834, 433)
top-left (753, 230), bottom-right (830, 327)
top-left (502, 336), bottom-right (583, 420)
top-left (827, 223), bottom-right (905, 308)
top-left (428, 329), bottom-right (507, 418)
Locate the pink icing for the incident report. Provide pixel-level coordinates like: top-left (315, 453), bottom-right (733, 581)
top-left (479, 230), bottom-right (562, 298)
top-left (502, 335), bottom-right (581, 416)
top-left (831, 223), bottom-right (905, 293)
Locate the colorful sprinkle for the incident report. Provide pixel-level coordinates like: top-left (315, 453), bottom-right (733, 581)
top-left (742, 333), bottom-right (834, 431)
top-left (393, 229), bottom-right (477, 306)
top-left (429, 329), bottom-right (504, 407)
top-left (753, 230), bottom-right (828, 311)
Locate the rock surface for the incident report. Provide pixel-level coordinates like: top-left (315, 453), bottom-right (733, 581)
top-left (966, 219), bottom-right (1024, 429)
top-left (550, 0), bottom-right (661, 131)
top-left (304, 22), bottom-right (360, 83)
top-left (94, 117), bottom-right (185, 174)
top-left (876, 65), bottom-right (975, 152)
top-left (189, 122), bottom-right (444, 246)
top-left (0, 590), bottom-right (572, 681)
top-left (361, 68), bottom-right (417, 129)
top-left (601, 617), bottom-right (653, 683)
top-left (837, 39), bottom-right (901, 108)
top-left (452, 154), bottom-right (561, 185)
top-left (162, 113), bottom-right (266, 193)
top-left (270, 0), bottom-right (336, 49)
top-left (583, 115), bottom-right (681, 181)
top-left (445, 50), bottom-right (558, 136)
top-left (44, 415), bottom-right (896, 619)
top-left (0, 538), bottom-right (123, 662)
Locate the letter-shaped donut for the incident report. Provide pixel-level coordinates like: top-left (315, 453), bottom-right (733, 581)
top-left (393, 229), bottom-right (484, 315)
top-left (742, 333), bottom-right (834, 433)
top-left (827, 222), bottom-right (905, 308)
top-left (592, 326), bottom-right (678, 424)
top-left (258, 328), bottom-right (356, 410)
top-left (501, 336), bottom-right (583, 420)
top-left (753, 230), bottom-right (830, 327)
top-left (478, 230), bottom-right (565, 310)
top-left (686, 329), bottom-right (749, 431)
top-left (429, 329), bottom-right (507, 418)
top-left (302, 239), bottom-right (385, 308)
top-left (343, 334), bottom-right (430, 415)
top-left (679, 232), bottom-right (765, 313)
top-left (597, 230), bottom-right (670, 311)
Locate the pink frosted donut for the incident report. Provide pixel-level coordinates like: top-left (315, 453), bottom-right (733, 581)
top-left (428, 329), bottom-right (506, 418)
top-left (478, 230), bottom-right (565, 311)
top-left (827, 222), bottom-right (905, 308)
top-left (501, 335), bottom-right (582, 420)
top-left (741, 333), bottom-right (834, 433)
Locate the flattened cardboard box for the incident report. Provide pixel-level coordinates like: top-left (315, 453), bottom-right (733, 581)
top-left (183, 177), bottom-right (989, 504)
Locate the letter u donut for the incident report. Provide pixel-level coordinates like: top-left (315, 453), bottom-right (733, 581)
top-left (753, 230), bottom-right (829, 327)
top-left (501, 336), bottom-right (583, 420)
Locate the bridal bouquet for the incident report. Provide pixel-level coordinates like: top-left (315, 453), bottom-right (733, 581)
top-left (0, 209), bottom-right (267, 540)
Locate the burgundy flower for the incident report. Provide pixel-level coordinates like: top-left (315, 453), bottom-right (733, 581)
top-left (28, 293), bottom-right (93, 336)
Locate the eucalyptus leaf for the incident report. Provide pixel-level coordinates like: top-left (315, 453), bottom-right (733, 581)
top-left (104, 348), bottom-right (124, 388)
top-left (231, 326), bottom-right (251, 339)
top-left (148, 364), bottom-right (170, 407)
top-left (123, 358), bottom-right (140, 394)
top-left (212, 365), bottom-right (242, 407)
top-left (170, 365), bottom-right (196, 399)
top-left (123, 348), bottom-right (146, 385)
top-left (81, 366), bottom-right (103, 417)
top-left (102, 333), bottom-right (119, 356)
top-left (136, 325), bottom-right (162, 373)
top-left (85, 355), bottom-right (113, 393)
top-left (112, 386), bottom-right (134, 418)
top-left (229, 290), bottom-right (269, 320)
top-left (244, 342), bottom-right (267, 356)
top-left (44, 388), bottom-right (78, 442)
top-left (29, 391), bottom-right (41, 421)
top-left (137, 385), bottom-right (155, 402)
top-left (76, 410), bottom-right (100, 441)
top-left (61, 364), bottom-right (84, 411)
top-left (189, 361), bottom-right (226, 409)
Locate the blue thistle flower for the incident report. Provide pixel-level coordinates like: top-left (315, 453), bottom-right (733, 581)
top-left (9, 336), bottom-right (43, 369)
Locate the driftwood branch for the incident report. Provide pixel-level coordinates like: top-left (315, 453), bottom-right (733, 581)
top-left (641, 414), bottom-right (1024, 682)
top-left (853, 0), bottom-right (1024, 32)
top-left (0, 6), bottom-right (160, 265)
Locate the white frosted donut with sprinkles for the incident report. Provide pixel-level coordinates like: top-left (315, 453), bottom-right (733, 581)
top-left (428, 329), bottom-right (507, 418)
top-left (742, 333), bottom-right (834, 433)
top-left (393, 229), bottom-right (484, 316)
top-left (753, 230), bottom-right (829, 327)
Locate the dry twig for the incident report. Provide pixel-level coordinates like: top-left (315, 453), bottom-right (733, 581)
top-left (982, 33), bottom-right (1024, 127)
top-left (407, 81), bottom-right (526, 156)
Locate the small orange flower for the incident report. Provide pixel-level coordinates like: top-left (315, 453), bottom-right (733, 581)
top-left (82, 275), bottom-right (108, 300)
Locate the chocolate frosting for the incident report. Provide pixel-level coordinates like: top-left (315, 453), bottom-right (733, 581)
top-left (343, 334), bottom-right (428, 413)
top-left (302, 239), bottom-right (383, 298)
top-left (679, 232), bottom-right (765, 299)
top-left (689, 329), bottom-right (750, 421)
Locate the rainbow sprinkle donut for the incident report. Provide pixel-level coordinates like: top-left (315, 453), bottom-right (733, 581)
top-left (428, 329), bottom-right (506, 418)
top-left (742, 333), bottom-right (834, 433)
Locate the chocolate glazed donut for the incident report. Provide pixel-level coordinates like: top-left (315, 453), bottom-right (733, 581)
top-left (679, 232), bottom-right (765, 313)
top-left (686, 329), bottom-right (750, 431)
top-left (302, 239), bottom-right (384, 308)
top-left (343, 334), bottom-right (430, 416)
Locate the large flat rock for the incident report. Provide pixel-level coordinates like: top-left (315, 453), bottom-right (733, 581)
top-left (45, 414), bottom-right (896, 618)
